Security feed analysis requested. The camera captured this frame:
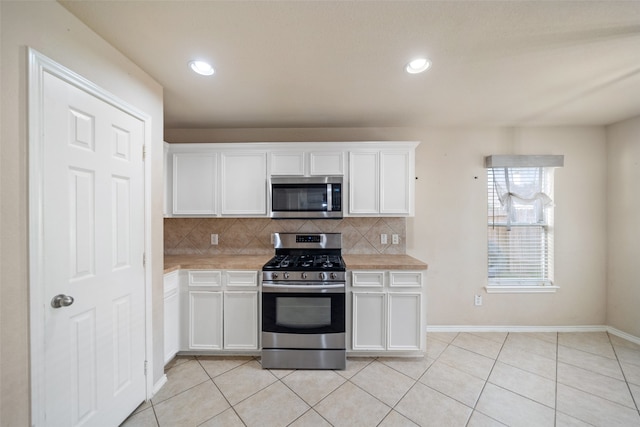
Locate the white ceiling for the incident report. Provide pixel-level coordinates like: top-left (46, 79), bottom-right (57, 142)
top-left (60, 1), bottom-right (640, 129)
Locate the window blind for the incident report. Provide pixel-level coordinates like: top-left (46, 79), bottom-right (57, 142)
top-left (487, 167), bottom-right (554, 285)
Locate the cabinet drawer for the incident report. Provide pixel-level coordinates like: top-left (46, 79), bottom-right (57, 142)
top-left (351, 271), bottom-right (384, 287)
top-left (226, 271), bottom-right (258, 287)
top-left (389, 272), bottom-right (422, 288)
top-left (188, 270), bottom-right (222, 287)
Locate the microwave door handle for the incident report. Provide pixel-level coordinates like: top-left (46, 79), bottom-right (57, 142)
top-left (326, 184), bottom-right (332, 212)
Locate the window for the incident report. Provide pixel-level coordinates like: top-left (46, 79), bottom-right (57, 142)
top-left (485, 155), bottom-right (563, 293)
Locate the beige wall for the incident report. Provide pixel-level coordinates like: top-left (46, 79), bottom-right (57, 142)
top-left (606, 116), bottom-right (640, 337)
top-left (167, 126), bottom-right (610, 328)
top-left (411, 127), bottom-right (607, 326)
top-left (0, 2), bottom-right (164, 425)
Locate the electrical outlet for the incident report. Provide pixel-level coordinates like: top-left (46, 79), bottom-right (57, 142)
top-left (381, 234), bottom-right (388, 244)
top-left (392, 234), bottom-right (399, 244)
top-left (210, 233), bottom-right (218, 245)
top-left (474, 294), bottom-right (482, 306)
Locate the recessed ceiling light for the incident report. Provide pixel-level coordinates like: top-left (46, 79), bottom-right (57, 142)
top-left (405, 58), bottom-right (431, 74)
top-left (189, 60), bottom-right (215, 76)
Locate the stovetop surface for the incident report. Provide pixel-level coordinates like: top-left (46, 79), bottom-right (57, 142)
top-left (262, 254), bottom-right (346, 271)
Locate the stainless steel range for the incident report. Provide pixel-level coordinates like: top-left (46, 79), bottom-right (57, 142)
top-left (261, 232), bottom-right (346, 370)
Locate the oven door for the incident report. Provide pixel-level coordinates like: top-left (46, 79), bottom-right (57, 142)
top-left (261, 285), bottom-right (345, 336)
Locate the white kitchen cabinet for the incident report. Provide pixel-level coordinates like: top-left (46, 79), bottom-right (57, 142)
top-left (181, 269), bottom-right (259, 353)
top-left (223, 292), bottom-right (258, 350)
top-left (380, 151), bottom-right (412, 214)
top-left (387, 293), bottom-right (422, 350)
top-left (348, 152), bottom-right (379, 214)
top-left (172, 152), bottom-right (218, 215)
top-left (350, 270), bottom-right (425, 353)
top-left (166, 141), bottom-right (417, 218)
top-left (270, 150), bottom-right (344, 176)
top-left (270, 151), bottom-right (305, 175)
top-left (221, 151), bottom-right (267, 215)
top-left (163, 271), bottom-right (180, 364)
top-left (348, 147), bottom-right (415, 216)
top-left (189, 291), bottom-right (223, 350)
top-left (352, 292), bottom-right (386, 351)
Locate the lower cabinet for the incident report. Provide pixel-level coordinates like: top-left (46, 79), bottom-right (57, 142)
top-left (181, 270), bottom-right (259, 353)
top-left (189, 291), bottom-right (223, 349)
top-left (223, 292), bottom-right (258, 350)
top-left (351, 270), bottom-right (424, 353)
top-left (163, 271), bottom-right (181, 364)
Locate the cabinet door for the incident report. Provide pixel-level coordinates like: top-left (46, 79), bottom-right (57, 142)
top-left (221, 152), bottom-right (267, 215)
top-left (380, 151), bottom-right (411, 214)
top-left (352, 292), bottom-right (385, 350)
top-left (349, 152), bottom-right (379, 214)
top-left (189, 291), bottom-right (223, 350)
top-left (270, 152), bottom-right (305, 176)
top-left (223, 291), bottom-right (258, 350)
top-left (387, 293), bottom-right (422, 351)
top-left (163, 272), bottom-right (180, 364)
top-left (173, 153), bottom-right (217, 215)
top-left (164, 290), bottom-right (180, 364)
top-left (309, 151), bottom-right (344, 176)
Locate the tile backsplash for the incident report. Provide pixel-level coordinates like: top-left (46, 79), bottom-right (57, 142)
top-left (164, 217), bottom-right (406, 256)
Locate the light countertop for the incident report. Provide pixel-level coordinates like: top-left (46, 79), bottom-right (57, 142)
top-left (164, 254), bottom-right (427, 273)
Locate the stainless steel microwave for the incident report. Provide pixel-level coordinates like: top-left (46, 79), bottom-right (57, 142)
top-left (270, 176), bottom-right (343, 219)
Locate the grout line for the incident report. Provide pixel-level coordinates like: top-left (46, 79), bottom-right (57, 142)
top-left (607, 332), bottom-right (640, 414)
top-left (463, 332), bottom-right (508, 427)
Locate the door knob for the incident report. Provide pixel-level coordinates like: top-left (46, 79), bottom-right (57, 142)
top-left (51, 294), bottom-right (74, 308)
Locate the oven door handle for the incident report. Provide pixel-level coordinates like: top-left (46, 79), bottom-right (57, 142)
top-left (262, 283), bottom-right (345, 293)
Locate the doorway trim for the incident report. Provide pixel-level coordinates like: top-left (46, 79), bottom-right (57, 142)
top-left (27, 48), bottom-right (154, 425)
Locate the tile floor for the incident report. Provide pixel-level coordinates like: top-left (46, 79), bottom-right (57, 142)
top-left (122, 332), bottom-right (640, 427)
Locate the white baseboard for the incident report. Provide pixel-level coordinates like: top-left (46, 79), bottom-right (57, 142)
top-left (426, 325), bottom-right (608, 333)
top-left (607, 326), bottom-right (640, 346)
top-left (151, 374), bottom-right (168, 398)
top-left (425, 325), bottom-right (640, 345)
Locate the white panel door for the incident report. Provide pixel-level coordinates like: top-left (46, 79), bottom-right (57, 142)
top-left (352, 292), bottom-right (386, 350)
top-left (173, 152), bottom-right (218, 215)
top-left (42, 71), bottom-right (146, 426)
top-left (223, 291), bottom-right (258, 350)
top-left (387, 293), bottom-right (422, 350)
top-left (189, 291), bottom-right (223, 349)
top-left (220, 151), bottom-right (267, 215)
top-left (349, 152), bottom-right (379, 214)
top-left (380, 151), bottom-right (411, 214)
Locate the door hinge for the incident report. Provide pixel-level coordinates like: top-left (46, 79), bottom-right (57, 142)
top-left (142, 253), bottom-right (146, 267)
top-left (144, 360), bottom-right (148, 376)
top-left (142, 145), bottom-right (146, 160)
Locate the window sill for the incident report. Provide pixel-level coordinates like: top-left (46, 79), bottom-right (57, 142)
top-left (485, 285), bottom-right (559, 294)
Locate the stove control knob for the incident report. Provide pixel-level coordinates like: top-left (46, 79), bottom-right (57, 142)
top-left (330, 273), bottom-right (337, 280)
top-left (301, 272), bottom-right (307, 279)
top-left (271, 273), bottom-right (278, 280)
top-left (319, 272), bottom-right (326, 280)
top-left (284, 272), bottom-right (290, 279)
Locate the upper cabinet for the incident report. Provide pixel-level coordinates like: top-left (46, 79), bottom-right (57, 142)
top-left (270, 149), bottom-right (344, 176)
top-left (221, 151), bottom-right (267, 215)
top-left (349, 144), bottom-right (417, 216)
top-left (165, 142), bottom-right (418, 218)
top-left (172, 152), bottom-right (218, 215)
top-left (167, 144), bottom-right (267, 217)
